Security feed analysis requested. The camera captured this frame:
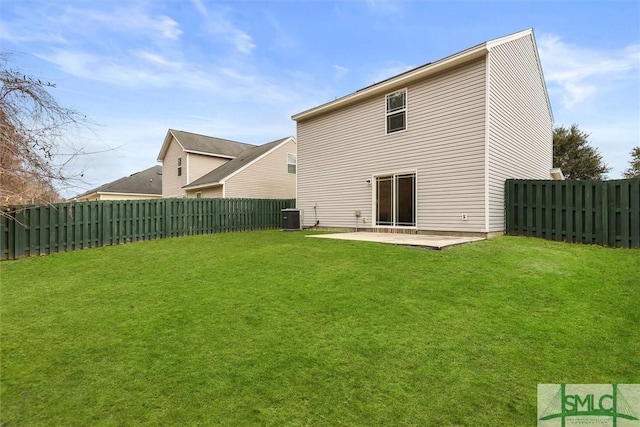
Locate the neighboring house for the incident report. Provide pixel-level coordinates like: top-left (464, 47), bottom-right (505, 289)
top-left (157, 129), bottom-right (296, 199)
top-left (73, 165), bottom-right (162, 202)
top-left (292, 28), bottom-right (553, 237)
top-left (183, 137), bottom-right (297, 199)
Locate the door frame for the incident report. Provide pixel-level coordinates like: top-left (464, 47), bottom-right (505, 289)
top-left (370, 169), bottom-right (418, 229)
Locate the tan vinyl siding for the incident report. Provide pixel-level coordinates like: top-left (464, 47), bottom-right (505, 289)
top-left (186, 186), bottom-right (223, 198)
top-left (224, 139), bottom-right (297, 199)
top-left (161, 136), bottom-right (231, 198)
top-left (297, 58), bottom-right (487, 232)
top-left (162, 137), bottom-right (187, 198)
top-left (188, 154), bottom-right (228, 185)
top-left (487, 35), bottom-right (553, 232)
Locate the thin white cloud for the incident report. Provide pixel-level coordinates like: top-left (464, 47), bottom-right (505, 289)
top-left (34, 46), bottom-right (314, 108)
top-left (0, 19), bottom-right (67, 44)
top-left (1, 3), bottom-right (182, 48)
top-left (133, 50), bottom-right (183, 70)
top-left (538, 34), bottom-right (640, 110)
top-left (36, 50), bottom-right (175, 88)
top-left (365, 0), bottom-right (404, 14)
top-left (367, 61), bottom-right (415, 86)
top-left (205, 10), bottom-right (256, 55)
top-left (333, 65), bottom-right (349, 81)
top-left (63, 7), bottom-right (183, 41)
top-left (265, 12), bottom-right (299, 53)
top-left (192, 0), bottom-right (208, 17)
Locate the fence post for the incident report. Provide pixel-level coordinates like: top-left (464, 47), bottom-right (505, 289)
top-left (504, 180), bottom-right (512, 235)
top-left (631, 179), bottom-right (640, 248)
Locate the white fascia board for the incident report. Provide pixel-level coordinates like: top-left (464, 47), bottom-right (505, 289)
top-left (292, 45), bottom-right (488, 122)
top-left (527, 30), bottom-right (554, 124)
top-left (157, 129), bottom-right (184, 161)
top-left (183, 149), bottom-right (236, 159)
top-left (97, 192), bottom-right (161, 198)
top-left (182, 182), bottom-right (222, 191)
top-left (485, 28), bottom-right (533, 49)
top-left (220, 137), bottom-right (295, 184)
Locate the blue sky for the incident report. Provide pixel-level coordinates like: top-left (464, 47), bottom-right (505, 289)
top-left (2, 0), bottom-right (639, 197)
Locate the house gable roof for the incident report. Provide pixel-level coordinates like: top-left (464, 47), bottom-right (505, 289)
top-left (74, 165), bottom-right (162, 199)
top-left (183, 137), bottom-right (294, 190)
top-left (157, 129), bottom-right (256, 161)
top-left (292, 28), bottom-right (552, 123)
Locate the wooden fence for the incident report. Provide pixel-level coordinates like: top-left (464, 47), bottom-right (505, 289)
top-left (505, 179), bottom-right (640, 248)
top-left (1, 198), bottom-right (295, 260)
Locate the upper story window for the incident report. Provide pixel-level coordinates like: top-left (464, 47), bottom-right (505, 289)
top-left (177, 157), bottom-right (182, 176)
top-left (287, 153), bottom-right (297, 174)
top-left (386, 89), bottom-right (406, 133)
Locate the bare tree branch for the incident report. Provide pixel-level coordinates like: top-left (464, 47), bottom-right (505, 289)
top-left (1, 53), bottom-right (94, 214)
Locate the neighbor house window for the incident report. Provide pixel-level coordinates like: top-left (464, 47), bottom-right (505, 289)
top-left (287, 153), bottom-right (297, 174)
top-left (196, 192), bottom-right (202, 198)
top-left (177, 157), bottom-right (182, 176)
top-left (386, 89), bottom-right (406, 133)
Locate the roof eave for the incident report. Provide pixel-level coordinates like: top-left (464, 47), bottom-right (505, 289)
top-left (183, 182), bottom-right (222, 191)
top-left (292, 44), bottom-right (489, 122)
top-left (183, 149), bottom-right (236, 159)
top-left (157, 129), bottom-right (179, 162)
top-left (96, 192), bottom-right (161, 197)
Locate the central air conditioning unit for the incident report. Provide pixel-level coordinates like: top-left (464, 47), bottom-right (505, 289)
top-left (281, 208), bottom-right (301, 231)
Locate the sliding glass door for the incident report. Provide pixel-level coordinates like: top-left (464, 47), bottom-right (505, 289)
top-left (375, 173), bottom-right (416, 227)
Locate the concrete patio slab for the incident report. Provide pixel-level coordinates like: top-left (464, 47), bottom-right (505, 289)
top-left (307, 232), bottom-right (485, 250)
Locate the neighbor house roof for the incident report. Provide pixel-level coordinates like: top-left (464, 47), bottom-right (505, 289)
top-left (183, 137), bottom-right (294, 190)
top-left (292, 28), bottom-right (552, 123)
top-left (74, 165), bottom-right (162, 200)
top-left (157, 129), bottom-right (256, 161)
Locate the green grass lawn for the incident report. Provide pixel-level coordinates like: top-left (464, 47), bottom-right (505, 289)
top-left (1, 231), bottom-right (638, 426)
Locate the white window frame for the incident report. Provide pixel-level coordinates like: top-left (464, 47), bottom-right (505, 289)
top-left (385, 89), bottom-right (407, 134)
top-left (177, 156), bottom-right (182, 177)
top-left (287, 153), bottom-right (297, 174)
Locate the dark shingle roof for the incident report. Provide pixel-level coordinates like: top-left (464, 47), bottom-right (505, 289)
top-left (184, 137), bottom-right (290, 189)
top-left (75, 165), bottom-right (162, 198)
top-left (169, 129), bottom-right (256, 157)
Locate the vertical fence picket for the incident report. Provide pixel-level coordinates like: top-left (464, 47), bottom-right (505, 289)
top-left (37, 206), bottom-right (46, 256)
top-left (619, 180), bottom-right (631, 248)
top-left (7, 211), bottom-right (16, 259)
top-left (30, 207), bottom-right (40, 257)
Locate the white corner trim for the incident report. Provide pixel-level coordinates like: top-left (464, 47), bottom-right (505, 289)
top-left (186, 152), bottom-right (190, 184)
top-left (484, 53), bottom-right (492, 233)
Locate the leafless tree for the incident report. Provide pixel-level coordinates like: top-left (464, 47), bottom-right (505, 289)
top-left (1, 53), bottom-right (92, 213)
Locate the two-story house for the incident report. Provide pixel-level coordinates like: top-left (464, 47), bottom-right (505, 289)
top-left (157, 129), bottom-right (296, 199)
top-left (292, 28), bottom-right (553, 237)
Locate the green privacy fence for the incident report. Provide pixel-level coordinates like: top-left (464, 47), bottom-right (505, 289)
top-left (1, 198), bottom-right (295, 260)
top-left (505, 179), bottom-right (640, 248)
